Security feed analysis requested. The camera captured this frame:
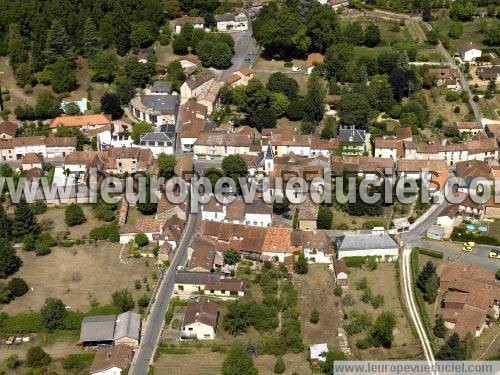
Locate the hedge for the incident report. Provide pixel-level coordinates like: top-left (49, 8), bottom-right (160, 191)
top-left (343, 256), bottom-right (366, 268)
top-left (1, 312), bottom-right (43, 334)
top-left (415, 247), bottom-right (443, 259)
top-left (62, 353), bottom-right (95, 370)
top-left (451, 226), bottom-right (500, 246)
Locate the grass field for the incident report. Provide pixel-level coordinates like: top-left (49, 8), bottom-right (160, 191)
top-left (346, 263), bottom-right (422, 360)
top-left (294, 264), bottom-right (340, 349)
top-left (423, 87), bottom-right (470, 124)
top-left (479, 97), bottom-right (500, 120)
top-left (1, 242), bottom-right (153, 315)
top-left (431, 17), bottom-right (500, 54)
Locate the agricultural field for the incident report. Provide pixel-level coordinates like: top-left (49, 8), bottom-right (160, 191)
top-left (1, 242), bottom-right (154, 315)
top-left (344, 263), bottom-right (422, 360)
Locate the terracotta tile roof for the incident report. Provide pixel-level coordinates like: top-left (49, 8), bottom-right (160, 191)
top-left (429, 68), bottom-right (458, 80)
top-left (25, 167), bottom-right (44, 182)
top-left (183, 299), bottom-right (220, 327)
top-left (22, 153), bottom-right (43, 164)
top-left (184, 101), bottom-right (208, 116)
top-left (180, 117), bottom-right (205, 138)
top-left (119, 217), bottom-right (165, 235)
top-left (195, 132), bottom-right (253, 147)
top-left (460, 42), bottom-right (481, 53)
top-left (237, 66), bottom-right (252, 76)
top-left (306, 53), bottom-right (324, 68)
top-left (397, 159), bottom-right (448, 173)
top-left (49, 114), bottom-right (111, 129)
top-left (455, 160), bottom-right (492, 181)
top-left (225, 197), bottom-right (246, 220)
top-left (225, 74), bottom-right (241, 85)
top-left (64, 151), bottom-right (98, 165)
top-left (188, 237), bottom-right (216, 271)
top-left (171, 16), bottom-right (204, 26)
top-left (310, 135), bottom-right (338, 150)
top-left (334, 259), bottom-right (348, 275)
top-left (262, 227), bottom-right (296, 254)
top-left (45, 136), bottom-right (78, 147)
top-left (0, 121), bottom-right (18, 137)
top-left (87, 123), bottom-right (112, 137)
top-left (455, 122), bottom-right (482, 130)
top-left (90, 345), bottom-right (133, 374)
top-left (174, 155), bottom-right (193, 181)
top-left (331, 155), bottom-right (393, 176)
top-left (292, 230), bottom-right (332, 253)
top-left (185, 70), bottom-right (215, 90)
top-left (395, 127), bottom-right (413, 141)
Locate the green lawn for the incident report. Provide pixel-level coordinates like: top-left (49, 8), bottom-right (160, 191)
top-left (431, 17), bottom-right (500, 54)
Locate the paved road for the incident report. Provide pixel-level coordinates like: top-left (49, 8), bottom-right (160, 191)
top-left (217, 26), bottom-right (257, 80)
top-left (129, 188), bottom-right (199, 375)
top-left (402, 247), bottom-right (437, 370)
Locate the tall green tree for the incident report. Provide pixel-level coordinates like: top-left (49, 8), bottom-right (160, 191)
top-left (436, 333), bottom-right (467, 360)
top-left (222, 345), bottom-right (258, 375)
top-left (7, 23), bottom-right (28, 70)
top-left (44, 20), bottom-right (73, 64)
top-left (12, 199), bottom-right (39, 238)
top-left (157, 153), bottom-right (176, 179)
top-left (294, 252), bottom-right (308, 274)
top-left (82, 17), bottom-right (101, 58)
top-left (364, 23), bottom-right (381, 47)
top-left (434, 315), bottom-right (448, 338)
top-left (0, 205), bottom-right (12, 240)
top-left (369, 311), bottom-right (396, 348)
top-left (40, 297), bottom-right (68, 331)
top-left (0, 238), bottom-right (21, 278)
top-left (303, 72), bottom-right (326, 124)
top-left (305, 3), bottom-right (340, 53)
top-left (317, 205), bottom-right (333, 229)
top-left (417, 261), bottom-right (439, 303)
top-left (113, 4), bottom-right (132, 56)
top-left (50, 58), bottom-right (78, 93)
top-left (101, 92), bottom-right (124, 120)
top-left (35, 91), bottom-right (60, 119)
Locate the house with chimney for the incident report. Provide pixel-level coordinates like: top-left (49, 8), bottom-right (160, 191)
top-left (181, 299), bottom-right (221, 340)
top-left (180, 70), bottom-right (216, 104)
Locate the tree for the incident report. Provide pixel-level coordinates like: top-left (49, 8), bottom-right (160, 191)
top-left (115, 75), bottom-right (136, 105)
top-left (303, 73), bottom-right (325, 124)
top-left (136, 176), bottom-right (158, 215)
top-left (0, 205), bottom-right (12, 240)
top-left (26, 346), bottom-right (51, 368)
top-left (44, 20), bottom-right (73, 64)
top-left (417, 261), bottom-right (439, 303)
top-left (222, 155), bottom-right (248, 182)
top-left (286, 99), bottom-right (305, 121)
top-left (222, 345), bottom-right (258, 375)
top-left (14, 62), bottom-right (34, 88)
top-left (165, 0), bottom-right (182, 18)
top-left (12, 199), bottom-right (39, 238)
top-left (172, 35), bottom-right (189, 55)
top-left (317, 205), bottom-right (333, 229)
top-left (35, 91), bottom-right (60, 119)
top-left (306, 3), bottom-right (340, 52)
top-left (50, 58), bottom-right (78, 93)
top-left (321, 116), bottom-right (337, 139)
top-left (325, 43), bottom-right (354, 82)
top-left (270, 92), bottom-right (290, 118)
top-left (131, 122), bottom-right (154, 144)
top-left (64, 102), bottom-right (81, 116)
top-left (364, 23), bottom-right (381, 47)
top-left (8, 277), bottom-right (28, 297)
top-left (344, 22), bottom-right (365, 45)
top-left (339, 92), bottom-right (371, 130)
top-left (250, 107), bottom-right (277, 130)
top-left (484, 78), bottom-right (496, 99)
top-left (274, 356), bottom-right (285, 374)
top-left (310, 308), bottom-right (320, 324)
top-left (89, 51), bottom-right (119, 82)
top-left (448, 22), bottom-right (463, 39)
top-left (82, 17), bottom-right (100, 58)
top-left (7, 23), bottom-right (28, 70)
top-left (0, 239), bottom-right (21, 279)
top-left (134, 233), bottom-right (149, 247)
top-left (267, 72), bottom-right (299, 99)
top-left (369, 311), bottom-right (396, 348)
top-left (131, 21), bottom-right (159, 48)
top-left (220, 84), bottom-right (234, 105)
top-left (210, 42), bottom-right (233, 69)
top-left (320, 350), bottom-right (347, 374)
top-left (390, 67), bottom-right (417, 101)
top-left (122, 56), bottom-right (157, 88)
top-left (294, 252), bottom-right (308, 274)
top-left (436, 333), bottom-right (467, 360)
top-left (65, 203), bottom-right (86, 226)
top-left (113, 4), bottom-right (132, 56)
top-left (204, 168), bottom-right (224, 190)
top-left (158, 153), bottom-right (176, 178)
top-left (101, 92), bottom-right (124, 120)
top-left (434, 315), bottom-right (448, 338)
top-left (40, 297), bottom-right (67, 330)
top-left (273, 196), bottom-right (290, 215)
top-left (224, 249), bottom-right (241, 265)
top-left (112, 289), bottom-right (135, 312)
top-left (496, 269), bottom-right (500, 280)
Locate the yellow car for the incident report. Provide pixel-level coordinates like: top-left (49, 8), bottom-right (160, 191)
top-left (465, 242), bottom-right (476, 248)
top-left (489, 250), bottom-right (500, 259)
top-left (462, 246), bottom-right (472, 252)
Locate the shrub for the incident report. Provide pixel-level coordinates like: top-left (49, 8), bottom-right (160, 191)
top-left (30, 202), bottom-right (47, 215)
top-left (26, 346), bottom-right (51, 368)
top-left (309, 309), bottom-right (320, 324)
top-left (8, 278), bottom-right (28, 297)
top-left (342, 293), bottom-right (355, 306)
top-left (62, 353), bottom-right (95, 371)
top-left (65, 203), bottom-right (86, 226)
top-left (416, 247), bottom-right (443, 259)
top-left (343, 256), bottom-right (365, 268)
top-left (111, 289), bottom-right (134, 312)
top-left (334, 285), bottom-right (343, 297)
top-left (138, 294), bottom-right (150, 308)
top-left (274, 356), bottom-right (285, 374)
top-left (1, 311), bottom-right (43, 333)
top-left (371, 294), bottom-right (384, 309)
top-left (356, 339), bottom-right (371, 349)
top-left (5, 354), bottom-right (21, 369)
top-left (134, 233), bottom-right (149, 247)
top-left (89, 223), bottom-right (119, 242)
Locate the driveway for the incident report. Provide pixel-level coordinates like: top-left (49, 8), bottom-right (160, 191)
top-left (217, 28), bottom-right (258, 80)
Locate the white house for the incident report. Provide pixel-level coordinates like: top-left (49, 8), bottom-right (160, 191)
top-left (215, 13), bottom-right (248, 32)
top-left (460, 43), bottom-right (482, 62)
top-left (180, 70), bottom-right (216, 104)
top-left (181, 299), bottom-right (220, 340)
top-left (310, 343), bottom-right (329, 365)
top-left (171, 16), bottom-right (205, 34)
top-left (129, 94), bottom-right (179, 126)
top-left (336, 233), bottom-right (399, 261)
top-left (139, 128), bottom-right (175, 156)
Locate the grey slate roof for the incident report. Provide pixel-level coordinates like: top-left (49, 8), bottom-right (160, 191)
top-left (175, 271), bottom-right (221, 285)
top-left (114, 311), bottom-right (141, 341)
top-left (339, 126), bottom-right (366, 143)
top-left (80, 315), bottom-right (116, 342)
top-left (140, 132), bottom-right (174, 146)
top-left (336, 233), bottom-right (398, 252)
top-left (151, 81), bottom-right (172, 94)
top-left (140, 95), bottom-right (179, 115)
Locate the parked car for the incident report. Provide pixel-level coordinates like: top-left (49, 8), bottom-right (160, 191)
top-left (462, 245), bottom-right (472, 252)
top-left (489, 249), bottom-right (500, 259)
top-left (292, 66), bottom-right (302, 72)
